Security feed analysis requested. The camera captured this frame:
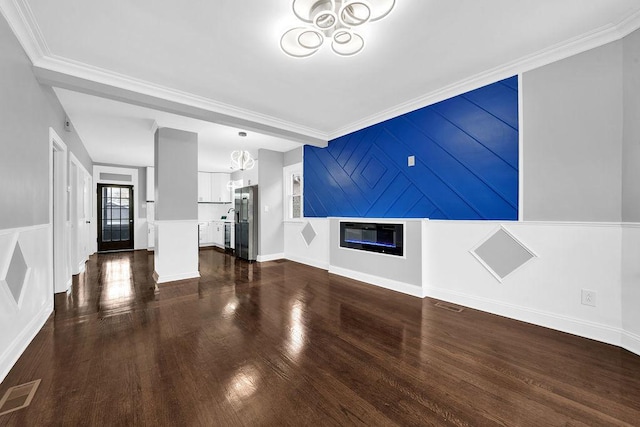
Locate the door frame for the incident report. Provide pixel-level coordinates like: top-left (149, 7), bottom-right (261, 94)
top-left (97, 183), bottom-right (135, 252)
top-left (92, 165), bottom-right (141, 252)
top-left (49, 128), bottom-right (70, 295)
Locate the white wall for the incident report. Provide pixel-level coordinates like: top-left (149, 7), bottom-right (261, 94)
top-left (0, 226), bottom-right (52, 383)
top-left (284, 219), bottom-right (329, 270)
top-left (621, 226), bottom-right (640, 354)
top-left (423, 221), bottom-right (624, 347)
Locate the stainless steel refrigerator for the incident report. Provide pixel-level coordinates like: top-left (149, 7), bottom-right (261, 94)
top-left (234, 185), bottom-right (258, 261)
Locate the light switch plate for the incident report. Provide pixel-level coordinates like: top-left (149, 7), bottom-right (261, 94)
top-left (408, 155), bottom-right (415, 167)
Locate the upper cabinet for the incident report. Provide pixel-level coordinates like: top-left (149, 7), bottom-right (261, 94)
top-left (212, 173), bottom-right (231, 203)
top-left (146, 167), bottom-right (155, 202)
top-left (198, 172), bottom-right (231, 203)
top-left (198, 172), bottom-right (212, 202)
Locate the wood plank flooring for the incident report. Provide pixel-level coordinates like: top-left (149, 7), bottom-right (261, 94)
top-left (1, 248), bottom-right (639, 426)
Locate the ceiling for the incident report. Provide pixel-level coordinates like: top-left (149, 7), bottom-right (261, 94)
top-left (54, 88), bottom-right (300, 171)
top-left (3, 0), bottom-right (640, 167)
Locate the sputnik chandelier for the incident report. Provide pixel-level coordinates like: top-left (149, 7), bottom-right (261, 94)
top-left (280, 0), bottom-right (396, 58)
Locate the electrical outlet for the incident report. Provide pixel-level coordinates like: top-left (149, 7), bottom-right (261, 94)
top-left (408, 155), bottom-right (415, 167)
top-left (581, 289), bottom-right (596, 307)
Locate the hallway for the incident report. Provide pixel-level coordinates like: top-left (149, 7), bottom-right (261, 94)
top-left (1, 249), bottom-right (639, 425)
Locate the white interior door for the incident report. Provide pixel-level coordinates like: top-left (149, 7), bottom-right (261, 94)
top-left (69, 155), bottom-right (91, 275)
top-left (83, 174), bottom-right (92, 261)
top-left (51, 129), bottom-right (70, 294)
top-left (69, 161), bottom-right (80, 275)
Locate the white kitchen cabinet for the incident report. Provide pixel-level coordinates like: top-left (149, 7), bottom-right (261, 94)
top-left (210, 223), bottom-right (216, 245)
top-left (198, 172), bottom-right (212, 202)
top-left (199, 222), bottom-right (210, 245)
top-left (198, 172), bottom-right (231, 203)
top-left (146, 167), bottom-right (155, 202)
top-left (211, 173), bottom-right (232, 203)
top-left (211, 221), bottom-right (224, 247)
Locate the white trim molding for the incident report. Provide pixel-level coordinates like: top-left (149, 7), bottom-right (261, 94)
top-left (423, 285), bottom-right (623, 348)
top-left (153, 270), bottom-right (200, 284)
top-left (257, 253), bottom-right (285, 263)
top-left (329, 265), bottom-right (424, 298)
top-left (622, 331), bottom-right (640, 356)
top-left (285, 253), bottom-right (329, 271)
top-left (3, 0), bottom-right (640, 142)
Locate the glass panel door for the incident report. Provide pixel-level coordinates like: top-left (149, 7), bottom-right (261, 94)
top-left (97, 184), bottom-right (134, 252)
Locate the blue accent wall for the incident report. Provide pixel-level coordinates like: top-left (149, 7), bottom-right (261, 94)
top-left (304, 76), bottom-right (519, 220)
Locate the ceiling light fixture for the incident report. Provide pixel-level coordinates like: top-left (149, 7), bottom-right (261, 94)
top-left (231, 131), bottom-right (255, 171)
top-left (281, 0), bottom-right (395, 58)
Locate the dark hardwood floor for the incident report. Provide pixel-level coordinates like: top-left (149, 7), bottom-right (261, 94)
top-left (1, 248), bottom-right (639, 426)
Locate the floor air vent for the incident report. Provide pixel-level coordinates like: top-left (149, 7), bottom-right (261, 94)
top-left (0, 379), bottom-right (41, 416)
top-left (434, 302), bottom-right (464, 313)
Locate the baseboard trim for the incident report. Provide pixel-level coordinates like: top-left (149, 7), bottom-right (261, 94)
top-left (0, 300), bottom-right (52, 384)
top-left (329, 265), bottom-right (424, 298)
top-left (622, 331), bottom-right (640, 356)
top-left (423, 285), bottom-right (623, 348)
top-left (285, 253), bottom-right (329, 271)
top-left (153, 271), bottom-right (200, 284)
top-left (257, 253), bottom-right (285, 262)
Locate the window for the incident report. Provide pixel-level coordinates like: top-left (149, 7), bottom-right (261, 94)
top-left (284, 163), bottom-right (303, 220)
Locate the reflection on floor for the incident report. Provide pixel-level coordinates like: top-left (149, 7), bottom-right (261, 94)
top-left (1, 248), bottom-right (640, 425)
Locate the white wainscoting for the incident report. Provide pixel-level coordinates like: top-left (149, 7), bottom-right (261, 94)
top-left (621, 224), bottom-right (640, 355)
top-left (0, 224), bottom-right (53, 383)
top-left (283, 219), bottom-right (329, 270)
top-left (153, 220), bottom-right (200, 284)
top-left (423, 220), bottom-right (630, 351)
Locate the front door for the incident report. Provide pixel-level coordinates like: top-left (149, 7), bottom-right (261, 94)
top-left (97, 184), bottom-right (134, 252)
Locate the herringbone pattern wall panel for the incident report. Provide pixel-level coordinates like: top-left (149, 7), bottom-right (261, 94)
top-left (304, 77), bottom-right (518, 220)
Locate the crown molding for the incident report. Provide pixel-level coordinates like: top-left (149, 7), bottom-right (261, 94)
top-left (2, 0), bottom-right (640, 143)
top-left (0, 0), bottom-right (329, 143)
top-left (614, 6), bottom-right (640, 39)
top-left (328, 10), bottom-right (640, 140)
top-left (37, 54), bottom-right (330, 142)
top-left (0, 0), bottom-right (49, 61)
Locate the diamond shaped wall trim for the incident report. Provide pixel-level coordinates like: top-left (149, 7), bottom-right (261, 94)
top-left (470, 226), bottom-right (536, 282)
top-left (0, 238), bottom-right (31, 308)
top-left (301, 222), bottom-right (317, 247)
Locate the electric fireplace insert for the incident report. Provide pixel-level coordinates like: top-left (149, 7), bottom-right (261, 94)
top-left (339, 221), bottom-right (403, 256)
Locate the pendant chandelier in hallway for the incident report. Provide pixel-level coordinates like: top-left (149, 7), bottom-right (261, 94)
top-left (231, 150), bottom-right (255, 171)
top-left (280, 0), bottom-right (396, 58)
top-left (230, 131), bottom-right (255, 171)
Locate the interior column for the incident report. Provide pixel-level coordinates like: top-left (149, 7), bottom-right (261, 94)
top-left (152, 127), bottom-right (200, 283)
